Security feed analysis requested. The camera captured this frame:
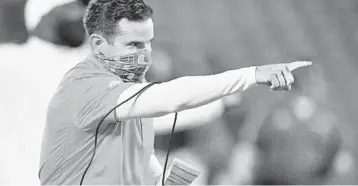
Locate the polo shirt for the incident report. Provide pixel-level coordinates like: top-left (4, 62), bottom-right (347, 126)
top-left (39, 57), bottom-right (155, 185)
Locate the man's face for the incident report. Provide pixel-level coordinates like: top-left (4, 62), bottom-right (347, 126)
top-left (105, 18), bottom-right (154, 57)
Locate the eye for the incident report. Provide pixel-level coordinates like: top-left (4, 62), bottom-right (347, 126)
top-left (128, 42), bottom-right (144, 48)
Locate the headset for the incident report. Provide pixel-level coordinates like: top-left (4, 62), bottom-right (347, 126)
top-left (79, 82), bottom-right (178, 186)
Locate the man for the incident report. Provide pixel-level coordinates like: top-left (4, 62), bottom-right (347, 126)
top-left (39, 0), bottom-right (311, 185)
top-left (0, 0), bottom-right (88, 184)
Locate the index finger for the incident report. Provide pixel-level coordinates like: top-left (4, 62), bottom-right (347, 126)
top-left (286, 61), bottom-right (312, 71)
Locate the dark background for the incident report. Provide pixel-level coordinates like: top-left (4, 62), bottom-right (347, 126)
top-left (1, 0), bottom-right (358, 184)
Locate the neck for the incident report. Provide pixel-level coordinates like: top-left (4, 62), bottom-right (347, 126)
top-left (88, 52), bottom-right (98, 63)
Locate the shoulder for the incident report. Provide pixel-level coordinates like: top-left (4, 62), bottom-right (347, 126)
top-left (60, 59), bottom-right (103, 84)
top-left (57, 59), bottom-right (129, 97)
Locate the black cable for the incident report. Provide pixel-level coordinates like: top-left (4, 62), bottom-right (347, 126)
top-left (79, 81), bottom-right (178, 185)
top-left (162, 112), bottom-right (178, 185)
top-left (80, 82), bottom-right (159, 185)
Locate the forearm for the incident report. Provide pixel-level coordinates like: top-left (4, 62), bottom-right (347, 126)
top-left (148, 154), bottom-right (163, 184)
top-left (116, 66), bottom-right (257, 120)
top-left (153, 99), bottom-right (225, 134)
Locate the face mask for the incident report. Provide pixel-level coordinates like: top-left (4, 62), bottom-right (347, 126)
top-left (94, 50), bottom-right (152, 83)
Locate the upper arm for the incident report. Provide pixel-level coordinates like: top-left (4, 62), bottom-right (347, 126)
top-left (114, 82), bottom-right (177, 120)
top-left (67, 73), bottom-right (135, 131)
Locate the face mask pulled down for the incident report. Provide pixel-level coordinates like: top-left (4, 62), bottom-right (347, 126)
top-left (94, 50), bottom-right (152, 83)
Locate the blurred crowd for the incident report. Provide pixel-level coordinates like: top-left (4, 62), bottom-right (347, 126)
top-left (1, 0), bottom-right (358, 185)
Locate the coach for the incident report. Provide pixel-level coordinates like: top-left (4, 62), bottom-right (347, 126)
top-left (38, 0), bottom-right (311, 185)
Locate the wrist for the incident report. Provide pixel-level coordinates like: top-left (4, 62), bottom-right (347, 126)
top-left (247, 66), bottom-right (258, 84)
top-left (237, 66), bottom-right (258, 89)
top-left (254, 65), bottom-right (269, 85)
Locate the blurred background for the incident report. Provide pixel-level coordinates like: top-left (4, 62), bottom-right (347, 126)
top-left (1, 0), bottom-right (358, 184)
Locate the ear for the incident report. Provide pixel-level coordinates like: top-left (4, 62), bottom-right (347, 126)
top-left (89, 34), bottom-right (109, 55)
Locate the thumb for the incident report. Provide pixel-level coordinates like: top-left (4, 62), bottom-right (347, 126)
top-left (286, 61), bottom-right (312, 71)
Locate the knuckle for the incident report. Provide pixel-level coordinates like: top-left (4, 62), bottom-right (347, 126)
top-left (291, 76), bottom-right (295, 82)
top-left (279, 75), bottom-right (285, 81)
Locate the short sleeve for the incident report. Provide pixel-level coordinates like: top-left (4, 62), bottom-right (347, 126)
top-left (64, 71), bottom-right (135, 132)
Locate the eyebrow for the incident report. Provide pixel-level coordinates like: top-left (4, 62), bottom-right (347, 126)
top-left (125, 38), bottom-right (154, 44)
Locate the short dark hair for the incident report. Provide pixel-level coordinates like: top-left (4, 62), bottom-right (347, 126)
top-left (83, 0), bottom-right (153, 39)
